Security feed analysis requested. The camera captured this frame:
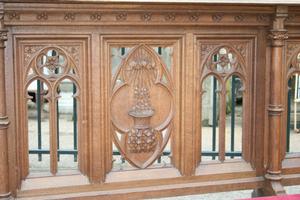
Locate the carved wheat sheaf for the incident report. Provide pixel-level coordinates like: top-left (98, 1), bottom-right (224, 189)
top-left (110, 44), bottom-right (174, 169)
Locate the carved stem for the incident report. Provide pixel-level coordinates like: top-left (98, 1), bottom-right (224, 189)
top-left (0, 2), bottom-right (10, 198)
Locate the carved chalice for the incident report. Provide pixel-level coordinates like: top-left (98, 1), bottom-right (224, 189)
top-left (127, 87), bottom-right (158, 153)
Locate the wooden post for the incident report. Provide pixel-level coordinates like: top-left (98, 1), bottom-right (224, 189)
top-left (0, 2), bottom-right (10, 199)
top-left (265, 5), bottom-right (288, 196)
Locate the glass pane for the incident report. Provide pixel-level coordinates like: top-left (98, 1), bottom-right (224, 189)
top-left (201, 75), bottom-right (220, 161)
top-left (287, 74), bottom-right (300, 153)
top-left (225, 75), bottom-right (243, 159)
top-left (27, 80), bottom-right (50, 173)
top-left (57, 79), bottom-right (78, 171)
top-left (111, 47), bottom-right (133, 77)
top-left (153, 46), bottom-right (173, 71)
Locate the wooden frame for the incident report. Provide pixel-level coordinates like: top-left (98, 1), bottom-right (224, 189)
top-left (0, 1), bottom-right (299, 199)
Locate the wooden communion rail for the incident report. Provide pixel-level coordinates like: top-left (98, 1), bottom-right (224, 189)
top-left (0, 0), bottom-right (300, 199)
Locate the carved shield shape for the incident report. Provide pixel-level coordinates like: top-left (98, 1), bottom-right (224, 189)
top-left (110, 45), bottom-right (174, 168)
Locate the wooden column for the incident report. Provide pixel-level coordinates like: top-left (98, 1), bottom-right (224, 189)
top-left (265, 6), bottom-right (288, 196)
top-left (0, 2), bottom-right (10, 199)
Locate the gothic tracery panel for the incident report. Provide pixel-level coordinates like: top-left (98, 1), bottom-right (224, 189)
top-left (23, 46), bottom-right (81, 175)
top-left (199, 43), bottom-right (248, 162)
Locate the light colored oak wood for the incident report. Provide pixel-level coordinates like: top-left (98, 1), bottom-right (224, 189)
top-left (0, 1), bottom-right (300, 199)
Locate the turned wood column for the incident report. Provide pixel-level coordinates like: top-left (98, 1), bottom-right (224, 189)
top-left (0, 2), bottom-right (10, 199)
top-left (265, 6), bottom-right (288, 195)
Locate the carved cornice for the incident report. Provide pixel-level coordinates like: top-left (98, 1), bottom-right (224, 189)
top-left (3, 10), bottom-right (272, 26)
top-left (268, 30), bottom-right (288, 47)
top-left (0, 116), bottom-right (10, 129)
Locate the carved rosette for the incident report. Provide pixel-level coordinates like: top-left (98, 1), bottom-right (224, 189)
top-left (111, 45), bottom-right (174, 168)
top-left (25, 46), bottom-right (80, 84)
top-left (200, 45), bottom-right (247, 83)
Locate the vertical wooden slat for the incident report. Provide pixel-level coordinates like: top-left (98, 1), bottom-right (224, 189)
top-left (218, 88), bottom-right (226, 162)
top-left (182, 31), bottom-right (197, 175)
top-left (49, 95), bottom-right (58, 175)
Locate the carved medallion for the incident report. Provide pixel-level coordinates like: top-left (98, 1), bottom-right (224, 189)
top-left (110, 45), bottom-right (174, 168)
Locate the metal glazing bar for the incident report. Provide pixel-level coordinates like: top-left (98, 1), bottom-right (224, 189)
top-left (57, 100), bottom-right (60, 161)
top-left (212, 76), bottom-right (217, 160)
top-left (202, 151), bottom-right (242, 157)
top-left (287, 78), bottom-right (292, 153)
top-left (158, 46), bottom-right (162, 55)
top-left (230, 75), bottom-right (236, 158)
top-left (36, 80), bottom-right (42, 161)
top-left (121, 47), bottom-right (125, 56)
top-left (73, 84), bottom-right (78, 162)
top-left (29, 149), bottom-right (78, 155)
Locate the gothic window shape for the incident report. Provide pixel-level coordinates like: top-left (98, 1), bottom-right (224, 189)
top-left (110, 44), bottom-right (174, 169)
top-left (24, 47), bottom-right (81, 175)
top-left (201, 75), bottom-right (220, 161)
top-left (286, 51), bottom-right (300, 154)
top-left (200, 45), bottom-right (246, 162)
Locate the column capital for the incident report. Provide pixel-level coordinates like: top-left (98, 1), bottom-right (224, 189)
top-left (268, 30), bottom-right (288, 47)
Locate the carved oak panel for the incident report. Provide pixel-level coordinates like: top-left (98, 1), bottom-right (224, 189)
top-left (110, 44), bottom-right (174, 169)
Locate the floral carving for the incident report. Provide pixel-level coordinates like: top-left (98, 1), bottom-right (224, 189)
top-left (212, 13), bottom-right (223, 22)
top-left (36, 12), bottom-right (48, 21)
top-left (64, 13), bottom-right (75, 21)
top-left (287, 43), bottom-right (300, 61)
top-left (269, 30), bottom-right (288, 46)
top-left (164, 13), bottom-right (176, 22)
top-left (206, 47), bottom-right (240, 75)
top-left (201, 44), bottom-right (219, 59)
top-left (61, 46), bottom-right (80, 67)
top-left (8, 12), bottom-right (20, 20)
top-left (116, 13), bottom-right (127, 21)
top-left (24, 46), bottom-right (45, 66)
top-left (286, 14), bottom-right (296, 22)
top-left (189, 13), bottom-right (200, 22)
top-left (269, 30), bottom-right (288, 40)
top-left (232, 44), bottom-right (247, 60)
top-left (234, 15), bottom-right (245, 22)
top-left (141, 13), bottom-right (152, 22)
top-left (256, 14), bottom-right (269, 23)
top-left (90, 13), bottom-right (102, 21)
